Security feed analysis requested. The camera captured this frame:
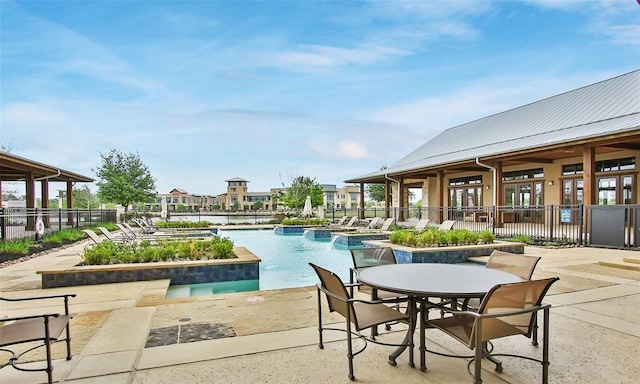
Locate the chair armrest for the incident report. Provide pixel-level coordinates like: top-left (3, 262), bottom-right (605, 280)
top-left (1, 313), bottom-right (60, 322)
top-left (0, 293), bottom-right (76, 302)
top-left (1, 293), bottom-right (76, 316)
top-left (428, 300), bottom-right (551, 319)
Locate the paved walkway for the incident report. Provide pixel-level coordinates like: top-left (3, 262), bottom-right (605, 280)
top-left (1, 241), bottom-right (639, 383)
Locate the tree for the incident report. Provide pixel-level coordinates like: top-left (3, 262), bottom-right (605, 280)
top-left (93, 149), bottom-right (157, 213)
top-left (252, 201), bottom-right (263, 211)
top-left (281, 176), bottom-right (324, 211)
top-left (73, 185), bottom-right (100, 209)
top-left (367, 165), bottom-right (388, 203)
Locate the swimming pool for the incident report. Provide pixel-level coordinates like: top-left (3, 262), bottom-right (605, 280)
top-left (165, 229), bottom-right (355, 297)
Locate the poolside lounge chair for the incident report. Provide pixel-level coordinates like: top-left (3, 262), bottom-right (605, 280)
top-left (357, 217), bottom-right (395, 233)
top-left (0, 293), bottom-right (76, 384)
top-left (96, 227), bottom-right (133, 243)
top-left (309, 263), bottom-right (410, 381)
top-left (426, 277), bottom-right (559, 384)
top-left (438, 220), bottom-right (456, 231)
top-left (329, 216), bottom-right (349, 227)
top-left (365, 217), bottom-right (383, 229)
top-left (414, 218), bottom-right (430, 231)
top-left (82, 229), bottom-right (105, 245)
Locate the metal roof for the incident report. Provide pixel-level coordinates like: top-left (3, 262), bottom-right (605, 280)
top-left (346, 70), bottom-right (640, 182)
top-left (0, 151), bottom-right (94, 183)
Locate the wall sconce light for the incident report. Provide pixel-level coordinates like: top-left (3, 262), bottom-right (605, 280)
top-left (548, 180), bottom-right (554, 186)
top-left (485, 185), bottom-right (490, 190)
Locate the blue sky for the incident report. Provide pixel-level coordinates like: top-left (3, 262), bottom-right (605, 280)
top-left (1, 0), bottom-right (638, 196)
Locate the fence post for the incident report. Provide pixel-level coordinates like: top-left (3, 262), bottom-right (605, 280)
top-left (58, 209), bottom-right (62, 231)
top-left (578, 204), bottom-right (584, 245)
top-left (0, 207), bottom-right (5, 240)
top-left (549, 205), bottom-right (554, 241)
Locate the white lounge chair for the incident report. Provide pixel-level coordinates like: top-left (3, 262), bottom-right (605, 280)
top-left (414, 218), bottom-right (430, 231)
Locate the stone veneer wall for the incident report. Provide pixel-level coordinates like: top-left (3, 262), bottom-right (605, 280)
top-left (363, 241), bottom-right (525, 264)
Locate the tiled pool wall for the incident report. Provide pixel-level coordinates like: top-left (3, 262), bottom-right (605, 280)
top-left (363, 242), bottom-right (525, 264)
top-left (332, 233), bottom-right (390, 248)
top-left (39, 247), bottom-right (260, 289)
top-left (303, 228), bottom-right (333, 241)
top-left (273, 225), bottom-right (306, 235)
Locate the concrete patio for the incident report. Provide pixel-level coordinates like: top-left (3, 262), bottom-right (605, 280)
top-left (1, 240), bottom-right (639, 383)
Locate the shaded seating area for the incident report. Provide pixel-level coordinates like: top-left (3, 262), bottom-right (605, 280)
top-left (309, 263), bottom-right (411, 381)
top-left (0, 293), bottom-right (76, 384)
top-left (424, 277), bottom-right (559, 384)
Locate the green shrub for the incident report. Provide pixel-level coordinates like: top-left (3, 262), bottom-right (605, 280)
top-left (0, 239), bottom-right (34, 255)
top-left (511, 233), bottom-right (532, 243)
top-left (281, 218), bottom-right (328, 226)
top-left (156, 221), bottom-right (212, 229)
top-left (81, 236), bottom-right (236, 265)
top-left (389, 228), bottom-right (491, 247)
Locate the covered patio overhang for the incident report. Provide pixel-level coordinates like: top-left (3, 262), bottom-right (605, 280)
top-left (346, 130), bottom-right (640, 222)
top-left (0, 151), bottom-right (94, 229)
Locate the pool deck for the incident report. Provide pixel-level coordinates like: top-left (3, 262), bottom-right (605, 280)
top-left (1, 238), bottom-right (639, 383)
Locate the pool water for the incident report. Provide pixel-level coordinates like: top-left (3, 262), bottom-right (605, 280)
top-left (165, 228), bottom-right (355, 297)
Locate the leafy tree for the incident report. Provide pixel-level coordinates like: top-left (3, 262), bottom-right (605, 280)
top-left (93, 149), bottom-right (156, 213)
top-left (231, 201), bottom-right (240, 211)
top-left (281, 176), bottom-right (324, 211)
top-left (252, 201), bottom-right (263, 211)
top-left (212, 204), bottom-right (221, 210)
top-left (367, 165), bottom-right (388, 203)
top-left (73, 185), bottom-right (100, 209)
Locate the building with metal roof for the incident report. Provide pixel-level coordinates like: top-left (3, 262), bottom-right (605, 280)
top-left (345, 70), bottom-right (640, 236)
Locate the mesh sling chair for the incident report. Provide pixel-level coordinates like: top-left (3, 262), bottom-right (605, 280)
top-left (349, 248), bottom-right (406, 331)
top-left (0, 293), bottom-right (76, 384)
top-left (309, 263), bottom-right (411, 381)
top-left (460, 250), bottom-right (543, 345)
top-left (425, 277), bottom-right (559, 384)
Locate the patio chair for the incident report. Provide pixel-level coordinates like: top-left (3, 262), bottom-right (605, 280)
top-left (309, 263), bottom-right (411, 381)
top-left (0, 293), bottom-right (76, 384)
top-left (349, 248), bottom-right (400, 297)
top-left (425, 277), bottom-right (559, 384)
top-left (460, 250), bottom-right (543, 344)
top-left (366, 217), bottom-right (384, 229)
top-left (96, 227), bottom-right (132, 244)
top-left (329, 216), bottom-right (349, 227)
top-left (438, 220), bottom-right (456, 230)
top-left (414, 218), bottom-right (431, 231)
top-left (82, 229), bottom-right (104, 246)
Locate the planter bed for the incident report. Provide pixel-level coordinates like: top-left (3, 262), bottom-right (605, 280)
top-left (360, 240), bottom-right (525, 264)
top-left (37, 246), bottom-right (260, 289)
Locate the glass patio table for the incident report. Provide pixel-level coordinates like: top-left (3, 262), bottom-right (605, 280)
top-left (357, 263), bottom-right (522, 370)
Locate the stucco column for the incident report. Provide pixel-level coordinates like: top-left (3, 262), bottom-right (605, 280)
top-left (436, 170), bottom-right (444, 224)
top-left (41, 180), bottom-right (50, 227)
top-left (66, 181), bottom-right (74, 226)
top-left (25, 172), bottom-right (35, 230)
top-left (384, 179), bottom-right (390, 219)
top-left (494, 161), bottom-right (503, 227)
top-left (582, 146), bottom-right (596, 206)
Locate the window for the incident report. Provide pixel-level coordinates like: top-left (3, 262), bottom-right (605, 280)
top-left (502, 168), bottom-right (544, 181)
top-left (449, 175), bottom-right (482, 186)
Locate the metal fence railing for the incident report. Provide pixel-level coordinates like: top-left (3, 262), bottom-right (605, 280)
top-left (0, 208), bottom-right (118, 241)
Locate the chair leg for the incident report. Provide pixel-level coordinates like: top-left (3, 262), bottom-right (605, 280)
top-left (43, 318), bottom-right (54, 384)
top-left (542, 307), bottom-right (550, 384)
top-left (316, 286), bottom-right (324, 349)
top-left (346, 314), bottom-right (355, 380)
top-left (474, 320), bottom-right (484, 384)
top-left (532, 314), bottom-right (539, 346)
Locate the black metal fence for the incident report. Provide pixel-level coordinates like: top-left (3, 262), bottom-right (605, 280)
top-left (325, 205), bottom-right (585, 245)
top-left (0, 208), bottom-right (117, 241)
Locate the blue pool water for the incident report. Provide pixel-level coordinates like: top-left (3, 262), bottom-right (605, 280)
top-left (219, 228), bottom-right (354, 291)
top-left (165, 229), bottom-right (354, 297)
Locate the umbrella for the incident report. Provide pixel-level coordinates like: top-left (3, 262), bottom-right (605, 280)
top-left (302, 195), bottom-right (312, 217)
top-left (160, 197), bottom-right (168, 219)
